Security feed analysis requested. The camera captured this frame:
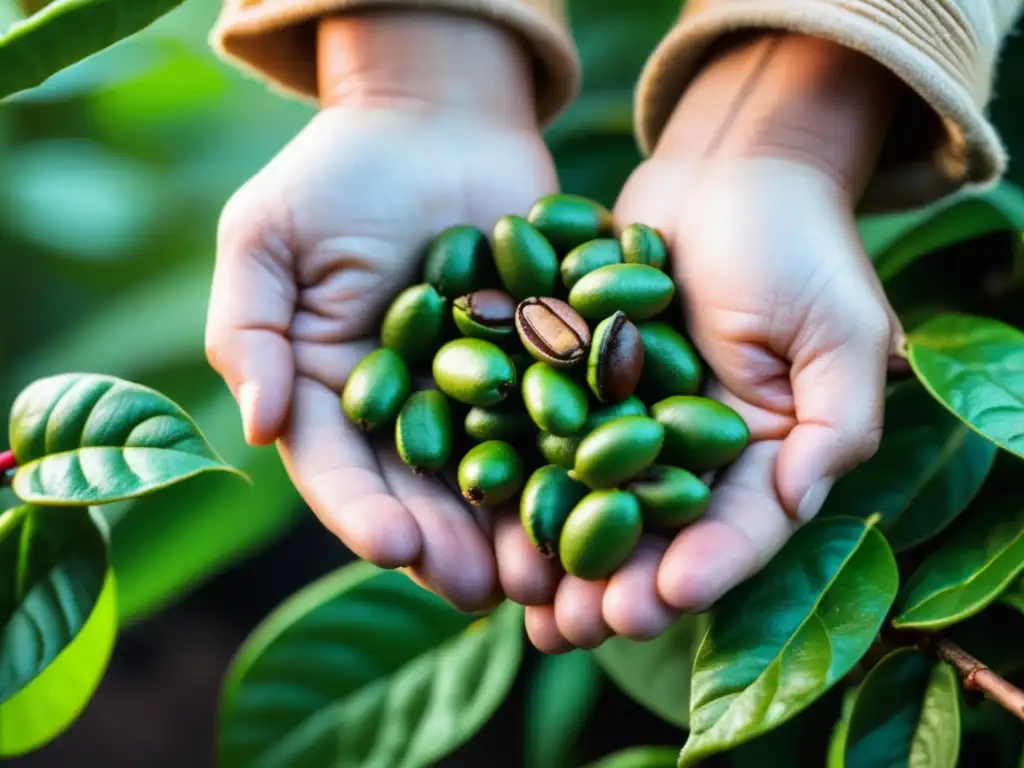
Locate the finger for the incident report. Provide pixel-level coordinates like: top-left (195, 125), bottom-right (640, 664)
top-left (377, 442), bottom-right (500, 614)
top-left (277, 376), bottom-right (421, 568)
top-left (492, 507), bottom-right (561, 606)
top-left (554, 576), bottom-right (612, 650)
top-left (658, 441), bottom-right (800, 612)
top-left (206, 202), bottom-right (296, 446)
top-left (777, 308), bottom-right (890, 521)
top-left (525, 605), bottom-right (574, 655)
top-left (603, 536), bottom-right (678, 640)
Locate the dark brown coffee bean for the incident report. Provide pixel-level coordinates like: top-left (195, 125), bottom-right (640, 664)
top-left (515, 297), bottom-right (591, 369)
top-left (587, 311), bottom-right (644, 403)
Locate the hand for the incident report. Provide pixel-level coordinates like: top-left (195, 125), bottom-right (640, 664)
top-left (524, 33), bottom-right (907, 652)
top-left (205, 11), bottom-right (561, 613)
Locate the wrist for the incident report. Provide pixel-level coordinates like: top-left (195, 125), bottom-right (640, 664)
top-left (317, 10), bottom-right (537, 130)
top-left (656, 32), bottom-right (903, 197)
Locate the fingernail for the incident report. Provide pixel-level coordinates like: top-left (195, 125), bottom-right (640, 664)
top-left (796, 477), bottom-right (834, 522)
top-left (238, 382), bottom-right (258, 444)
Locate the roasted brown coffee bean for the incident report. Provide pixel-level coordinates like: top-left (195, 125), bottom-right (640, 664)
top-left (587, 311), bottom-right (644, 403)
top-left (452, 289), bottom-right (517, 343)
top-left (515, 297), bottom-right (591, 369)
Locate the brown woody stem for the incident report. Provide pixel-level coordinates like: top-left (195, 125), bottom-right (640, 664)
top-left (928, 634), bottom-right (1024, 721)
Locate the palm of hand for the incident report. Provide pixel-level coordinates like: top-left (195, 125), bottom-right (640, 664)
top-left (213, 107), bottom-right (559, 612)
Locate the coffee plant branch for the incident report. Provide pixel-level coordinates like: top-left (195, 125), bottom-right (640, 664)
top-left (927, 634), bottom-right (1024, 722)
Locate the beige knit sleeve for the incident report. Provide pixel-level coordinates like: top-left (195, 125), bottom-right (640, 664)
top-left (211, 0), bottom-right (580, 127)
top-left (636, 0), bottom-right (1024, 211)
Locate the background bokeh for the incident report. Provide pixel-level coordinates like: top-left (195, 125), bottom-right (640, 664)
top-left (1, 1), bottom-right (1023, 764)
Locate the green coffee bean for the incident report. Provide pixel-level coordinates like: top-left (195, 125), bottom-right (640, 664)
top-left (452, 289), bottom-right (517, 344)
top-left (560, 239), bottom-right (623, 290)
top-left (526, 193), bottom-right (615, 254)
top-left (458, 440), bottom-right (524, 506)
top-left (380, 283), bottom-right (446, 365)
top-left (520, 465), bottom-right (589, 557)
top-left (465, 401), bottom-right (534, 442)
top-left (651, 396), bottom-right (749, 473)
top-left (492, 215), bottom-right (558, 300)
top-left (585, 396), bottom-right (648, 431)
top-left (432, 339), bottom-right (517, 407)
top-left (621, 223), bottom-right (667, 271)
top-left (537, 432), bottom-right (581, 468)
top-left (637, 322), bottom-right (702, 399)
top-left (559, 490), bottom-right (642, 580)
top-left (568, 264), bottom-right (675, 321)
top-left (588, 311), bottom-right (644, 404)
top-left (424, 225), bottom-right (491, 298)
top-left (570, 416), bottom-right (664, 490)
top-left (515, 297), bottom-right (591, 369)
top-left (521, 362), bottom-right (589, 437)
top-left (395, 390), bottom-right (452, 474)
top-left (628, 465), bottom-right (710, 529)
top-left (342, 348), bottom-right (412, 432)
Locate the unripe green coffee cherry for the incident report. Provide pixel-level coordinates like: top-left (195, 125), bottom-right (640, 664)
top-left (559, 490), bottom-right (642, 580)
top-left (627, 465), bottom-right (710, 529)
top-left (537, 432), bottom-right (581, 468)
top-left (621, 223), bottom-right (667, 271)
top-left (560, 238), bottom-right (623, 289)
top-left (452, 289), bottom-right (516, 344)
top-left (465, 402), bottom-right (534, 442)
top-left (586, 396), bottom-right (648, 430)
top-left (380, 284), bottom-right (446, 365)
top-left (568, 264), bottom-right (675, 321)
top-left (432, 338), bottom-right (517, 407)
top-left (651, 396), bottom-right (749, 473)
top-left (395, 390), bottom-right (452, 474)
top-left (526, 193), bottom-right (614, 254)
top-left (637, 322), bottom-right (702, 399)
top-left (342, 349), bottom-right (412, 432)
top-left (458, 440), bottom-right (524, 506)
top-left (520, 465), bottom-right (589, 557)
top-left (571, 416), bottom-right (665, 490)
top-left (492, 215), bottom-right (558, 300)
top-left (423, 225), bottom-right (491, 298)
top-left (522, 362), bottom-right (589, 436)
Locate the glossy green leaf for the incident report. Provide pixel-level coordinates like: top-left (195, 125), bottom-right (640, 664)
top-left (821, 381), bottom-right (995, 551)
top-left (584, 746), bottom-right (680, 768)
top-left (1002, 576), bottom-right (1024, 615)
top-left (525, 651), bottom-right (602, 768)
top-left (9, 373), bottom-right (244, 505)
top-left (678, 517), bottom-right (899, 767)
top-left (907, 314), bottom-right (1024, 459)
top-left (893, 501), bottom-right (1024, 630)
top-left (0, 504), bottom-right (107, 704)
top-left (0, 0), bottom-right (186, 101)
top-left (219, 563), bottom-right (524, 768)
top-left (593, 614), bottom-right (706, 728)
top-left (859, 182), bottom-right (1024, 281)
top-left (841, 648), bottom-right (960, 768)
top-left (827, 687), bottom-right (860, 768)
top-left (0, 570), bottom-right (116, 756)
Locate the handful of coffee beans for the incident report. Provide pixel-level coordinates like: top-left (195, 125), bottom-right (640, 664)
top-left (342, 194), bottom-right (750, 582)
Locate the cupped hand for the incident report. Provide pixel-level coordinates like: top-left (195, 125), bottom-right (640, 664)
top-left (524, 33), bottom-right (907, 653)
top-left (204, 12), bottom-right (563, 613)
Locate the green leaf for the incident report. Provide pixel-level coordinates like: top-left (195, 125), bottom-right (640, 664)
top-left (678, 517), bottom-right (899, 767)
top-left (1003, 576), bottom-right (1024, 615)
top-left (9, 373), bottom-right (244, 505)
top-left (0, 0), bottom-right (186, 101)
top-left (219, 563), bottom-right (524, 768)
top-left (858, 182), bottom-right (1024, 281)
top-left (0, 569), bottom-right (116, 756)
top-left (583, 746), bottom-right (681, 768)
top-left (525, 650), bottom-right (602, 768)
top-left (907, 313), bottom-right (1024, 459)
top-left (827, 686), bottom-right (860, 768)
top-left (841, 648), bottom-right (960, 767)
top-left (893, 501), bottom-right (1024, 630)
top-left (820, 381), bottom-right (995, 551)
top-left (593, 614), bottom-right (706, 728)
top-left (0, 504), bottom-right (107, 704)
